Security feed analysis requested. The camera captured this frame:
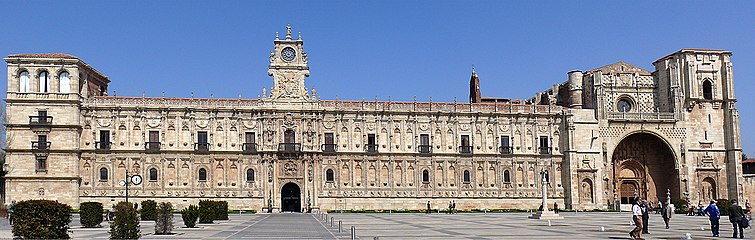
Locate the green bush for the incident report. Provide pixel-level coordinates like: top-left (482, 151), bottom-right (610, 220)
top-left (673, 199), bottom-right (689, 214)
top-left (716, 199), bottom-right (731, 216)
top-left (12, 200), bottom-right (72, 239)
top-left (109, 201), bottom-right (140, 239)
top-left (80, 202), bottom-right (104, 228)
top-left (215, 201), bottom-right (229, 220)
top-left (140, 200), bottom-right (157, 221)
top-left (198, 200), bottom-right (215, 223)
top-left (154, 202), bottom-right (174, 235)
top-left (181, 205), bottom-right (199, 228)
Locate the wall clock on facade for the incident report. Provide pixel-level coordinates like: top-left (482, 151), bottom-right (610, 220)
top-left (281, 47), bottom-right (296, 62)
top-left (131, 175), bottom-right (143, 185)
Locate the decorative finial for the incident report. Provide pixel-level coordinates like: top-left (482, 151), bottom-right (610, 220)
top-left (162, 91), bottom-right (165, 97)
top-left (286, 24), bottom-right (292, 40)
top-left (191, 91), bottom-right (194, 98)
top-left (275, 32), bottom-right (279, 40)
top-left (472, 64), bottom-right (477, 76)
top-left (113, 90), bottom-right (116, 96)
top-left (298, 32), bottom-right (302, 40)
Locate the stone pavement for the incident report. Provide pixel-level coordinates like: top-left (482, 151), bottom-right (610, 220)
top-left (0, 212), bottom-right (753, 239)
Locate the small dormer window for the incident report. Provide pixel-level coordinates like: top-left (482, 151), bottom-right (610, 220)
top-left (617, 99), bottom-right (632, 112)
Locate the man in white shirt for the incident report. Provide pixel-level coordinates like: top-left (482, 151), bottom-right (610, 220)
top-left (630, 197), bottom-right (644, 240)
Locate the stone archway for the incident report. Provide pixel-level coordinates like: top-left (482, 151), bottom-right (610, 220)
top-left (281, 182), bottom-right (301, 212)
top-left (613, 133), bottom-right (679, 204)
top-left (700, 177), bottom-right (717, 201)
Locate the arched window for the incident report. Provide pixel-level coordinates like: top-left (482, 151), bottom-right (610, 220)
top-left (326, 169), bottom-right (334, 182)
top-left (422, 170), bottom-right (430, 183)
top-left (198, 168), bottom-right (207, 181)
top-left (39, 71), bottom-right (50, 92)
top-left (703, 80), bottom-right (713, 100)
top-left (463, 170), bottom-right (471, 183)
top-left (246, 169), bottom-right (255, 182)
top-left (503, 170), bottom-right (511, 183)
top-left (59, 72), bottom-right (70, 93)
top-left (149, 168), bottom-right (158, 181)
top-left (99, 167), bottom-right (108, 181)
top-left (19, 71), bottom-right (30, 93)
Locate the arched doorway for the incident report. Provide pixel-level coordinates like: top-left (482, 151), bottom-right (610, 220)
top-left (613, 133), bottom-right (679, 204)
top-left (281, 182), bottom-right (301, 212)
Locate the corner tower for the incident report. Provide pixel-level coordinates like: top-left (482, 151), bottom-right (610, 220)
top-left (267, 24), bottom-right (312, 101)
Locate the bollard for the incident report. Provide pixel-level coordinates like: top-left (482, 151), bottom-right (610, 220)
top-left (600, 226), bottom-right (605, 232)
top-left (685, 233), bottom-right (692, 240)
top-left (373, 237), bottom-right (379, 240)
top-left (548, 220), bottom-right (551, 226)
top-left (700, 226), bottom-right (704, 230)
top-left (351, 226), bottom-right (356, 240)
top-left (331, 217), bottom-right (334, 227)
top-left (339, 220), bottom-right (342, 233)
top-left (389, 210), bottom-right (392, 215)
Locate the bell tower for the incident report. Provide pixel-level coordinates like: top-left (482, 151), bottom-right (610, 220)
top-left (267, 24), bottom-right (312, 101)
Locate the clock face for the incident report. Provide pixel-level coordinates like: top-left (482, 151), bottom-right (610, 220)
top-left (131, 175), bottom-right (143, 185)
top-left (281, 47), bottom-right (296, 62)
top-left (617, 99), bottom-right (632, 112)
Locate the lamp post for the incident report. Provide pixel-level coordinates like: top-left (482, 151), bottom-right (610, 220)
top-left (119, 169), bottom-right (142, 204)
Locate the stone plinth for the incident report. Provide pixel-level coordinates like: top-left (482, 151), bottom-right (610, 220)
top-left (528, 210), bottom-right (563, 220)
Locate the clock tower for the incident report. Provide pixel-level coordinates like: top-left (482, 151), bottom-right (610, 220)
top-left (267, 24), bottom-right (312, 101)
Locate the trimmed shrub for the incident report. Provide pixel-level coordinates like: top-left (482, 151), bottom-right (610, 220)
top-left (140, 200), bottom-right (157, 221)
top-left (12, 200), bottom-right (72, 239)
top-left (198, 200), bottom-right (214, 223)
top-left (716, 199), bottom-right (731, 216)
top-left (80, 202), bottom-right (104, 228)
top-left (181, 205), bottom-right (199, 228)
top-left (673, 198), bottom-right (689, 214)
top-left (109, 201), bottom-right (141, 239)
top-left (154, 202), bottom-right (174, 235)
top-left (215, 201), bottom-right (229, 220)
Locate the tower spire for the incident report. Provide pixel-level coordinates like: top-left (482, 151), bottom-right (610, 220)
top-left (472, 64), bottom-right (477, 76)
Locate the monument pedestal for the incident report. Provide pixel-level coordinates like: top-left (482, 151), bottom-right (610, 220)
top-left (528, 210), bottom-right (563, 220)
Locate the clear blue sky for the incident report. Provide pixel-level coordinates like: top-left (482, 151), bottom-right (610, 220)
top-left (2, 1), bottom-right (753, 156)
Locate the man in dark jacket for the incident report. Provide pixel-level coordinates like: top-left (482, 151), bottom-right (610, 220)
top-left (641, 200), bottom-right (650, 234)
top-left (729, 199), bottom-right (746, 239)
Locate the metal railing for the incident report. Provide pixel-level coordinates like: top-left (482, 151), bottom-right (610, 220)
top-left (321, 144), bottom-right (337, 153)
top-left (538, 147), bottom-right (552, 154)
top-left (458, 146), bottom-right (473, 154)
top-left (418, 145), bottom-right (432, 154)
top-left (95, 141), bottom-right (112, 150)
top-left (278, 143), bottom-right (302, 153)
top-left (145, 142), bottom-right (161, 152)
top-left (364, 144), bottom-right (378, 153)
top-left (194, 143), bottom-right (210, 152)
top-left (31, 141), bottom-right (51, 150)
top-left (243, 143), bottom-right (258, 153)
top-left (29, 116), bottom-right (53, 125)
top-left (499, 146), bottom-right (513, 154)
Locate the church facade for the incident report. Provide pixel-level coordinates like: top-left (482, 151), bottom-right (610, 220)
top-left (3, 26), bottom-right (745, 212)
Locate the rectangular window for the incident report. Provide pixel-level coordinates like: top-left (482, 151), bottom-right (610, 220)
top-left (539, 136), bottom-right (550, 154)
top-left (98, 130), bottom-right (111, 150)
top-left (461, 135), bottom-right (470, 146)
top-left (419, 134), bottom-right (431, 153)
top-left (245, 132), bottom-right (255, 144)
top-left (36, 156), bottom-right (47, 172)
top-left (149, 131), bottom-right (160, 142)
top-left (366, 134), bottom-right (377, 153)
top-left (147, 131), bottom-right (160, 151)
top-left (500, 135), bottom-right (511, 154)
top-left (323, 132), bottom-right (336, 152)
top-left (460, 135), bottom-right (472, 154)
top-left (197, 131), bottom-right (208, 144)
top-left (36, 135), bottom-right (48, 150)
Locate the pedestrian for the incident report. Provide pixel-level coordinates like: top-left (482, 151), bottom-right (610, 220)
top-left (629, 197), bottom-right (643, 240)
top-left (703, 200), bottom-right (720, 237)
top-left (729, 199), bottom-right (746, 239)
top-left (746, 200), bottom-right (752, 217)
top-left (641, 200), bottom-right (650, 234)
top-left (426, 201), bottom-right (431, 214)
top-left (134, 203), bottom-right (138, 210)
top-left (661, 197), bottom-right (674, 229)
top-left (553, 202), bottom-right (559, 214)
top-left (7, 200), bottom-right (15, 226)
top-left (109, 204), bottom-right (116, 221)
top-left (448, 201), bottom-right (452, 214)
top-left (452, 201), bottom-right (456, 214)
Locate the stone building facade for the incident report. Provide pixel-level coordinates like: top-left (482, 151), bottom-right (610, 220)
top-left (3, 26), bottom-right (745, 212)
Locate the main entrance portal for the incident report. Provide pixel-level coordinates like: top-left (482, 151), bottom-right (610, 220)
top-left (613, 133), bottom-right (679, 204)
top-left (281, 182), bottom-right (301, 212)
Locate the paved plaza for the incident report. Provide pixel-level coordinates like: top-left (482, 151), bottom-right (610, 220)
top-left (0, 212), bottom-right (753, 239)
